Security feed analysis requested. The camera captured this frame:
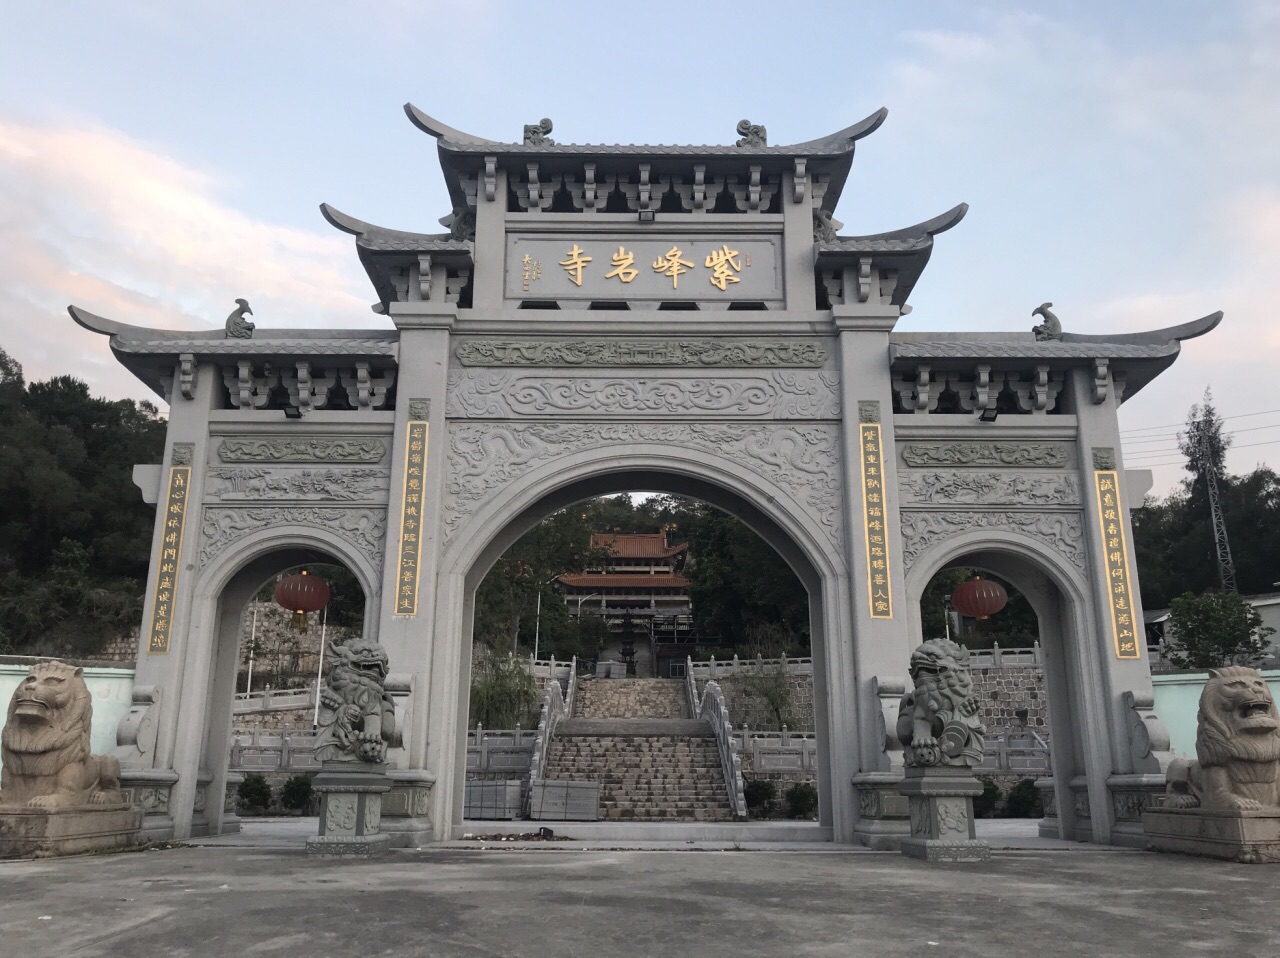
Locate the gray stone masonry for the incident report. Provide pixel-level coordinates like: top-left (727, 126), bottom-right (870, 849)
top-left (543, 677), bottom-right (732, 820)
top-left (573, 677), bottom-right (689, 720)
top-left (697, 675), bottom-right (816, 732)
top-left (972, 665), bottom-right (1048, 731)
top-left (545, 733), bottom-right (731, 821)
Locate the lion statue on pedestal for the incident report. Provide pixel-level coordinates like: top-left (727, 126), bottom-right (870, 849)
top-left (0, 661), bottom-right (125, 809)
top-left (896, 638), bottom-right (985, 768)
top-left (1166, 666), bottom-right (1280, 811)
top-left (314, 638), bottom-right (397, 765)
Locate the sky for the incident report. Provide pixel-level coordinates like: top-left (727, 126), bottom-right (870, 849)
top-left (0, 1), bottom-right (1276, 495)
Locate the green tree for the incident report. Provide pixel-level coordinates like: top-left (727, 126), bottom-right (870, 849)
top-left (468, 651), bottom-right (540, 729)
top-left (1164, 590), bottom-right (1275, 669)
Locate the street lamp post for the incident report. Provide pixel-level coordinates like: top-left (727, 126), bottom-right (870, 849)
top-left (533, 574), bottom-right (560, 662)
top-left (576, 592), bottom-right (601, 617)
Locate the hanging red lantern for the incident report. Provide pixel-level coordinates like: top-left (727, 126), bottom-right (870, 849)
top-left (950, 575), bottom-right (1008, 620)
top-left (273, 570), bottom-right (330, 630)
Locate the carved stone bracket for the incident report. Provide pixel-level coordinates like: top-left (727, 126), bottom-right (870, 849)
top-left (281, 362), bottom-right (338, 414)
top-left (445, 371), bottom-right (840, 419)
top-left (900, 472), bottom-right (1080, 506)
top-left (340, 363), bottom-right (395, 411)
top-left (899, 510), bottom-right (1085, 572)
top-left (115, 685), bottom-right (161, 764)
top-left (483, 156), bottom-right (497, 202)
top-left (199, 506), bottom-right (386, 570)
top-left (1121, 690), bottom-right (1173, 775)
top-left (455, 340), bottom-right (829, 368)
top-left (177, 353), bottom-right (196, 400)
top-left (901, 442), bottom-right (1069, 468)
top-left (792, 158), bottom-right (807, 203)
top-left (222, 360), bottom-right (279, 410)
top-left (873, 675), bottom-right (907, 772)
top-left (1092, 358), bottom-right (1110, 404)
top-left (1007, 365), bottom-right (1063, 413)
top-left (443, 422), bottom-right (842, 553)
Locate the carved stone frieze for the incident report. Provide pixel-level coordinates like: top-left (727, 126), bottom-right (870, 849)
top-left (218, 438), bottom-right (387, 464)
top-left (455, 340), bottom-right (829, 368)
top-left (901, 442), bottom-right (1069, 468)
top-left (899, 472), bottom-right (1079, 506)
top-left (206, 468), bottom-right (391, 502)
top-left (445, 371), bottom-right (839, 419)
top-left (899, 510), bottom-right (1085, 571)
top-left (443, 422), bottom-right (841, 552)
top-left (199, 506), bottom-right (386, 569)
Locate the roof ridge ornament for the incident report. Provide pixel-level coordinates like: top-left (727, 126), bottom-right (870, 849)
top-left (814, 209), bottom-right (844, 243)
top-left (225, 299), bottom-right (254, 339)
top-left (524, 118), bottom-right (554, 146)
top-left (1032, 302), bottom-right (1062, 342)
top-left (735, 119), bottom-right (767, 147)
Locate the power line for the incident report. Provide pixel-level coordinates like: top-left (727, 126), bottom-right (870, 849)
top-left (1123, 421), bottom-right (1280, 448)
top-left (1126, 437), bottom-right (1280, 463)
top-left (1120, 407), bottom-right (1280, 436)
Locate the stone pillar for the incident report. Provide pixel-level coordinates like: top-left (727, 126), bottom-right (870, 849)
top-left (898, 767), bottom-right (989, 862)
top-left (306, 762), bottom-right (392, 857)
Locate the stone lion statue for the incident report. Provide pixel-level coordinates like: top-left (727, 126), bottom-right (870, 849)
top-left (0, 661), bottom-right (125, 809)
top-left (896, 639), bottom-right (985, 768)
top-left (314, 638), bottom-right (397, 765)
top-left (1165, 666), bottom-right (1280, 811)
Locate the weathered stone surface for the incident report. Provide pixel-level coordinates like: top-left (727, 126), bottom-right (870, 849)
top-left (0, 804), bottom-right (142, 859)
top-left (1144, 808), bottom-right (1280, 863)
top-left (306, 762), bottom-right (392, 858)
top-left (314, 639), bottom-right (397, 765)
top-left (897, 767), bottom-right (990, 862)
top-left (897, 640), bottom-right (985, 769)
top-left (0, 661), bottom-right (127, 810)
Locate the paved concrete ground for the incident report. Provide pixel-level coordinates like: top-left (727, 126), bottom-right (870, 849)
top-left (2, 821), bottom-right (1277, 958)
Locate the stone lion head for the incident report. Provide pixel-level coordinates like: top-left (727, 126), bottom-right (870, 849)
top-left (330, 637), bottom-right (389, 681)
top-left (3, 660), bottom-right (92, 759)
top-left (909, 638), bottom-right (973, 706)
top-left (1196, 666), bottom-right (1280, 768)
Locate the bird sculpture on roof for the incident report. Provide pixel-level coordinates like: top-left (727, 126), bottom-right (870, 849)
top-left (1032, 302), bottom-right (1061, 341)
top-left (225, 298), bottom-right (255, 339)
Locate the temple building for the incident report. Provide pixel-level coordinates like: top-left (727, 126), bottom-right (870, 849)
top-left (556, 532), bottom-right (690, 621)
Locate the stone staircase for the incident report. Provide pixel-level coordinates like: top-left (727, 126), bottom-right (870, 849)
top-left (543, 678), bottom-right (735, 821)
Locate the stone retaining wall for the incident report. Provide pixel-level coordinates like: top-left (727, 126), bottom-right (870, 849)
top-left (972, 665), bottom-right (1048, 731)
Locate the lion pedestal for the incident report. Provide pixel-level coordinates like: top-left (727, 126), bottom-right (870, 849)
top-left (306, 761), bottom-right (393, 858)
top-left (895, 639), bottom-right (991, 863)
top-left (304, 638), bottom-right (398, 858)
top-left (1143, 666), bottom-right (1280, 863)
top-left (0, 661), bottom-right (142, 859)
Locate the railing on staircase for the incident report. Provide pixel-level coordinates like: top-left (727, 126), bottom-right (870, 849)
top-left (527, 656), bottom-right (577, 788)
top-left (686, 656), bottom-right (747, 818)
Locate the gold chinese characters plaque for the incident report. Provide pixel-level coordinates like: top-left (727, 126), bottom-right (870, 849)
top-left (147, 465), bottom-right (191, 654)
top-left (394, 419), bottom-right (429, 615)
top-left (1095, 470), bottom-right (1140, 660)
top-left (860, 423), bottom-right (893, 619)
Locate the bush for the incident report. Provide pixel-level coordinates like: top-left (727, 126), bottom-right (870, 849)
top-left (469, 652), bottom-right (540, 729)
top-left (237, 774), bottom-right (272, 812)
top-left (785, 782), bottom-right (819, 819)
top-left (973, 777), bottom-right (1001, 818)
top-left (279, 775), bottom-right (313, 812)
top-left (1004, 778), bottom-right (1043, 818)
top-left (743, 779), bottom-right (775, 816)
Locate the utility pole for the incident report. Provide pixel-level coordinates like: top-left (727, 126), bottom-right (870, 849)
top-left (1190, 413), bottom-right (1238, 593)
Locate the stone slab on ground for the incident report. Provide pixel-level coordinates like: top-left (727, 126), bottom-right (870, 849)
top-left (3, 834), bottom-right (1279, 958)
top-left (0, 805), bottom-right (142, 860)
top-left (1144, 807), bottom-right (1280, 863)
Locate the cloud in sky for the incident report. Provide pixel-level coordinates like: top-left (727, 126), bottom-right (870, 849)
top-left (0, 119), bottom-right (373, 403)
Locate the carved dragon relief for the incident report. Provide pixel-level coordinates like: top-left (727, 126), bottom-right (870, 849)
top-left (442, 422), bottom-right (842, 552)
top-left (199, 507), bottom-right (386, 570)
top-left (901, 442), bottom-right (1069, 468)
top-left (218, 438), bottom-right (387, 464)
top-left (455, 340), bottom-right (829, 368)
top-left (899, 472), bottom-right (1079, 506)
top-left (898, 510), bottom-right (1085, 572)
top-left (445, 370), bottom-right (840, 419)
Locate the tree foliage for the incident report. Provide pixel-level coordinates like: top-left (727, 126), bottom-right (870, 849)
top-left (1163, 590), bottom-right (1275, 669)
top-left (0, 348), bottom-right (165, 654)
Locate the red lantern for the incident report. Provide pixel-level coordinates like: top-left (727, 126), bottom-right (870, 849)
top-left (950, 575), bottom-right (1008, 620)
top-left (273, 571), bottom-right (330, 630)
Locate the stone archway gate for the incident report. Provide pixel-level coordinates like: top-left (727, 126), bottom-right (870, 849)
top-left (71, 104), bottom-right (1220, 846)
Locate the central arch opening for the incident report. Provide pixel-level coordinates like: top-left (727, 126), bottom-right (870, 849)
top-left (454, 468), bottom-right (836, 835)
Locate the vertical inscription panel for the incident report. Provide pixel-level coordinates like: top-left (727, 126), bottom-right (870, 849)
top-left (394, 420), bottom-right (429, 616)
top-left (148, 466), bottom-right (191, 653)
top-left (1094, 470), bottom-right (1139, 659)
top-left (860, 423), bottom-right (893, 619)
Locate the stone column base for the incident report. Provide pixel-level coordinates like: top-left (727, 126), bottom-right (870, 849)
top-left (221, 771), bottom-right (244, 835)
top-left (119, 768), bottom-right (178, 843)
top-left (381, 768), bottom-right (435, 848)
top-left (897, 766), bottom-right (990, 863)
top-left (1107, 774), bottom-right (1167, 848)
top-left (0, 804), bottom-right (143, 859)
top-left (306, 762), bottom-right (392, 858)
top-left (1143, 807), bottom-right (1280, 863)
top-left (852, 772), bottom-right (909, 849)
